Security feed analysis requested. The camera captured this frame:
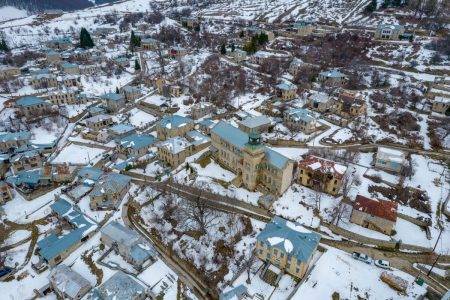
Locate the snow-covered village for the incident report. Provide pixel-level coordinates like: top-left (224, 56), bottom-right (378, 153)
top-left (0, 0), bottom-right (448, 299)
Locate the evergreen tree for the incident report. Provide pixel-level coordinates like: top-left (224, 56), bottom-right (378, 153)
top-left (231, 43), bottom-right (235, 52)
top-left (220, 44), bottom-right (226, 55)
top-left (257, 32), bottom-right (268, 45)
top-left (129, 31), bottom-right (141, 51)
top-left (134, 59), bottom-right (141, 71)
top-left (0, 39), bottom-right (9, 52)
top-left (365, 0), bottom-right (377, 12)
top-left (79, 28), bottom-right (94, 49)
top-left (116, 87), bottom-right (120, 94)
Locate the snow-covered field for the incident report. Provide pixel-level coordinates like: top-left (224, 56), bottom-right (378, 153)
top-left (52, 143), bottom-right (105, 165)
top-left (294, 247), bottom-right (427, 299)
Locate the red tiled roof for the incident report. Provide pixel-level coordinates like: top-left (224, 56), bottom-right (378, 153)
top-left (299, 155), bottom-right (347, 179)
top-left (353, 195), bottom-right (398, 222)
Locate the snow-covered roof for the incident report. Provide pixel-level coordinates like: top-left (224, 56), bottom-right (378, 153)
top-left (89, 271), bottom-right (146, 300)
top-left (119, 133), bottom-right (156, 150)
top-left (434, 96), bottom-right (450, 104)
top-left (239, 115), bottom-right (272, 129)
top-left (159, 115), bottom-right (193, 129)
top-left (158, 137), bottom-right (192, 154)
top-left (299, 155), bottom-right (347, 179)
top-left (376, 147), bottom-right (405, 163)
top-left (48, 265), bottom-right (92, 299)
top-left (287, 108), bottom-right (316, 123)
top-left (309, 92), bottom-right (331, 103)
top-left (319, 69), bottom-right (345, 78)
top-left (0, 131), bottom-right (31, 143)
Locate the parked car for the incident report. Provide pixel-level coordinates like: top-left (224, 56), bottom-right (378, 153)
top-left (0, 267), bottom-right (12, 277)
top-left (374, 259), bottom-right (390, 269)
top-left (352, 252), bottom-right (372, 264)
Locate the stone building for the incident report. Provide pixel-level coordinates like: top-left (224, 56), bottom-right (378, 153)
top-left (333, 91), bottom-right (367, 118)
top-left (211, 122), bottom-right (294, 195)
top-left (101, 93), bottom-right (126, 113)
top-left (275, 83), bottom-right (298, 101)
top-left (121, 86), bottom-right (141, 101)
top-left (431, 96), bottom-right (450, 114)
top-left (60, 63), bottom-right (80, 75)
top-left (89, 173), bottom-right (131, 210)
top-left (157, 137), bottom-right (194, 168)
top-left (191, 102), bottom-right (216, 119)
top-left (16, 96), bottom-right (52, 119)
top-left (0, 131), bottom-right (31, 153)
top-left (238, 115), bottom-right (272, 134)
top-left (374, 24), bottom-right (405, 40)
top-left (84, 114), bottom-right (113, 131)
top-left (307, 92), bottom-right (333, 112)
top-left (10, 150), bottom-right (43, 173)
top-left (284, 108), bottom-right (317, 134)
top-left (375, 147), bottom-right (405, 173)
top-left (31, 74), bottom-right (58, 89)
top-left (0, 181), bottom-right (13, 204)
top-left (48, 264), bottom-right (92, 300)
top-left (297, 155), bottom-right (347, 196)
top-left (101, 222), bottom-right (156, 270)
top-left (117, 133), bottom-right (156, 159)
top-left (156, 115), bottom-right (194, 141)
top-left (141, 38), bottom-right (160, 50)
top-left (350, 195), bottom-right (398, 235)
top-left (46, 37), bottom-right (72, 50)
top-left (0, 65), bottom-right (20, 78)
top-left (256, 216), bottom-right (321, 279)
top-left (318, 69), bottom-right (347, 87)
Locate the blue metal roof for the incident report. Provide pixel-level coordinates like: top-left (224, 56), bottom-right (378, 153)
top-left (109, 124), bottom-right (135, 135)
top-left (211, 121), bottom-right (248, 149)
top-left (159, 115), bottom-right (193, 129)
top-left (88, 107), bottom-right (105, 114)
top-left (38, 199), bottom-right (95, 261)
top-left (48, 37), bottom-right (71, 44)
top-left (113, 57), bottom-right (129, 62)
top-left (6, 170), bottom-right (41, 186)
top-left (287, 108), bottom-right (315, 123)
top-left (77, 167), bottom-right (104, 183)
top-left (142, 37), bottom-right (159, 43)
top-left (61, 62), bottom-right (78, 68)
top-left (276, 82), bottom-right (296, 91)
top-left (265, 147), bottom-right (290, 170)
top-left (101, 93), bottom-right (124, 101)
top-left (257, 216), bottom-right (320, 263)
top-left (0, 131), bottom-right (31, 142)
top-left (119, 133), bottom-right (156, 150)
top-left (220, 285), bottom-right (248, 300)
top-left (89, 173), bottom-right (131, 198)
top-left (319, 69), bottom-right (345, 78)
top-left (16, 96), bottom-right (49, 107)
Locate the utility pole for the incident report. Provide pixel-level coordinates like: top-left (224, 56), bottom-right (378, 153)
top-left (432, 227), bottom-right (443, 253)
top-left (427, 253), bottom-right (441, 277)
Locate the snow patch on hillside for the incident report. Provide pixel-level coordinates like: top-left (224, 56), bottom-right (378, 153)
top-left (0, 6), bottom-right (28, 22)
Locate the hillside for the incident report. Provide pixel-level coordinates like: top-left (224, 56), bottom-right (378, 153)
top-left (0, 0), bottom-right (118, 13)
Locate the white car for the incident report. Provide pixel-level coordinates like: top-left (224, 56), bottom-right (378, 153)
top-left (374, 259), bottom-right (390, 269)
top-left (352, 252), bottom-right (373, 264)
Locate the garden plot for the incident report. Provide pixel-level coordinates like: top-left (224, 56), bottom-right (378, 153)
top-left (293, 247), bottom-right (427, 299)
top-left (30, 117), bottom-right (67, 146)
top-left (52, 143), bottom-right (106, 165)
top-left (223, 260), bottom-right (297, 300)
top-left (140, 193), bottom-right (263, 288)
top-left (2, 187), bottom-right (62, 223)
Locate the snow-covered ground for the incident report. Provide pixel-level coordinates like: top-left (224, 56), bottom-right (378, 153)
top-left (0, 6), bottom-right (28, 22)
top-left (293, 247), bottom-right (427, 299)
top-left (52, 143), bottom-right (106, 165)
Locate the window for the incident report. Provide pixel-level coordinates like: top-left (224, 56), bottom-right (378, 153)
top-left (274, 249), bottom-right (278, 255)
top-left (296, 268), bottom-right (300, 273)
top-left (259, 250), bottom-right (263, 255)
top-left (280, 253), bottom-right (284, 258)
top-left (286, 263), bottom-right (290, 269)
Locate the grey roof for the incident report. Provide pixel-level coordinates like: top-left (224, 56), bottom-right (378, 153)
top-left (186, 130), bottom-right (210, 147)
top-left (211, 121), bottom-right (248, 149)
top-left (239, 115), bottom-right (272, 129)
top-left (89, 173), bottom-right (131, 198)
top-left (101, 221), bottom-right (141, 247)
top-left (257, 216), bottom-right (321, 263)
top-left (108, 124), bottom-right (136, 135)
top-left (48, 264), bottom-right (92, 299)
top-left (377, 24), bottom-right (404, 30)
top-left (90, 271), bottom-right (146, 300)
